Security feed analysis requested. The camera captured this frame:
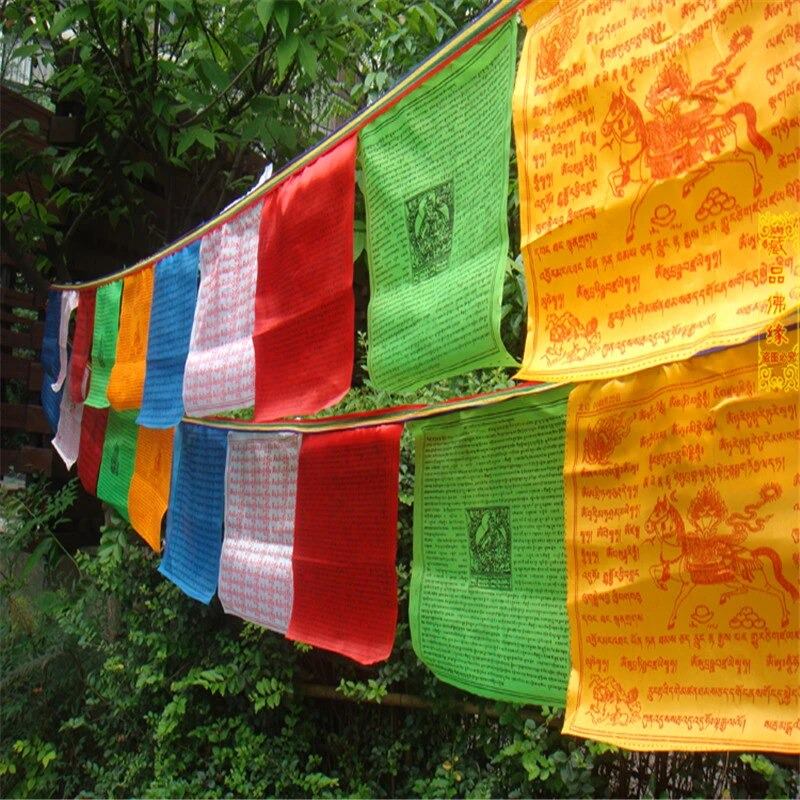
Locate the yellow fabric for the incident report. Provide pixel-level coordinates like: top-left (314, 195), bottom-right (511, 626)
top-left (563, 336), bottom-right (800, 753)
top-left (107, 267), bottom-right (154, 410)
top-left (128, 426), bottom-right (174, 552)
top-left (513, 0), bottom-right (800, 382)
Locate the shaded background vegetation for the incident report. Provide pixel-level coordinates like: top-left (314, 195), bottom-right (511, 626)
top-left (1, 1), bottom-right (797, 797)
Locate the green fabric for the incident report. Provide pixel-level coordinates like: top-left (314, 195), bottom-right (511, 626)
top-left (360, 20), bottom-right (518, 393)
top-left (85, 280), bottom-right (123, 408)
top-left (96, 409), bottom-right (138, 521)
top-left (409, 385), bottom-right (571, 706)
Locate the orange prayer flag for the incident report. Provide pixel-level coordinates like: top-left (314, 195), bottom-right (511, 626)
top-left (563, 334), bottom-right (800, 753)
top-left (513, 0), bottom-right (800, 383)
top-left (108, 266), bottom-right (154, 410)
top-left (128, 425), bottom-right (174, 551)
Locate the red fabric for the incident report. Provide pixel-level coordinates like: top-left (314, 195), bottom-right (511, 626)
top-left (77, 405), bottom-right (109, 495)
top-left (287, 424), bottom-right (402, 664)
top-left (253, 135), bottom-right (357, 421)
top-left (69, 288), bottom-right (96, 403)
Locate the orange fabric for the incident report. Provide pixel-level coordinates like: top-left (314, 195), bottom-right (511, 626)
top-left (108, 267), bottom-right (154, 410)
top-left (128, 426), bottom-right (174, 551)
top-left (513, 0), bottom-right (800, 383)
top-left (563, 337), bottom-right (800, 753)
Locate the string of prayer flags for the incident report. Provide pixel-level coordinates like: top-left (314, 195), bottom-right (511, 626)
top-left (96, 409), bottom-right (138, 521)
top-left (159, 424), bottom-right (228, 603)
top-left (52, 372), bottom-right (84, 470)
top-left (53, 290), bottom-right (78, 392)
top-left (253, 136), bottom-right (357, 421)
top-left (219, 424), bottom-right (402, 663)
top-left (69, 288), bottom-right (96, 403)
top-left (513, 0), bottom-right (800, 384)
top-left (85, 280), bottom-right (123, 409)
top-left (107, 266), bottom-right (154, 411)
top-left (183, 201), bottom-right (262, 416)
top-left (40, 290), bottom-right (64, 432)
top-left (128, 426), bottom-right (174, 551)
top-left (409, 386), bottom-right (572, 704)
top-left (77, 406), bottom-right (109, 495)
top-left (360, 19), bottom-right (518, 392)
top-left (563, 337), bottom-right (800, 753)
top-left (138, 243), bottom-right (200, 429)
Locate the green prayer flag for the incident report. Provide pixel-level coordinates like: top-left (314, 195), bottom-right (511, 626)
top-left (409, 386), bottom-right (571, 706)
top-left (360, 21), bottom-right (518, 393)
top-left (96, 409), bottom-right (138, 521)
top-left (85, 280), bottom-right (123, 408)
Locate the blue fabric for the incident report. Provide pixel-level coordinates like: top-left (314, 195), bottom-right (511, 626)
top-left (40, 290), bottom-right (63, 432)
top-left (159, 422), bottom-right (227, 603)
top-left (138, 242), bottom-right (200, 428)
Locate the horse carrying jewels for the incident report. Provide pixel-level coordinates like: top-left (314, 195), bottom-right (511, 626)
top-left (600, 26), bottom-right (773, 243)
top-left (644, 483), bottom-right (799, 630)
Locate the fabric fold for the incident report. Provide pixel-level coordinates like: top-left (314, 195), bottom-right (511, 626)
top-left (52, 290), bottom-right (78, 392)
top-left (183, 200), bottom-right (263, 416)
top-left (52, 371), bottom-right (84, 469)
top-left (85, 280), bottom-right (123, 409)
top-left (96, 409), bottom-right (138, 521)
top-left (253, 135), bottom-right (357, 420)
top-left (107, 266), bottom-right (154, 411)
top-left (128, 426), bottom-right (174, 551)
top-left (159, 423), bottom-right (228, 603)
top-left (69, 288), bottom-right (96, 404)
top-left (40, 290), bottom-right (64, 432)
top-left (77, 405), bottom-right (110, 495)
top-left (138, 243), bottom-right (200, 428)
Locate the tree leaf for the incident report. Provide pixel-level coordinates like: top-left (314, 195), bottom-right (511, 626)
top-left (274, 3), bottom-right (290, 36)
top-left (199, 58), bottom-right (229, 91)
top-left (297, 39), bottom-right (318, 80)
top-left (275, 34), bottom-right (299, 81)
top-left (256, 0), bottom-right (276, 30)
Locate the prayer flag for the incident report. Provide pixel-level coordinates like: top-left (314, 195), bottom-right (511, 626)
top-left (128, 426), bottom-right (174, 551)
top-left (513, 0), bottom-right (800, 383)
top-left (77, 405), bottom-right (109, 495)
top-left (52, 371), bottom-right (84, 469)
top-left (107, 266), bottom-right (154, 410)
top-left (360, 20), bottom-right (518, 392)
top-left (69, 288), bottom-right (96, 403)
top-left (40, 290), bottom-right (64, 432)
top-left (138, 243), bottom-right (200, 428)
top-left (183, 200), bottom-right (262, 416)
top-left (253, 135), bottom-right (357, 421)
top-left (409, 386), bottom-right (572, 704)
top-left (52, 290), bottom-right (78, 392)
top-left (85, 280), bottom-right (123, 409)
top-left (96, 409), bottom-right (138, 521)
top-left (563, 336), bottom-right (800, 753)
top-left (219, 424), bottom-right (402, 663)
top-left (159, 423), bottom-right (228, 603)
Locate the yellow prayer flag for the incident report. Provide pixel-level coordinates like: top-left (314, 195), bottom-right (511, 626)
top-left (107, 267), bottom-right (154, 410)
top-left (128, 426), bottom-right (174, 552)
top-left (563, 334), bottom-right (800, 752)
top-left (513, 0), bottom-right (800, 382)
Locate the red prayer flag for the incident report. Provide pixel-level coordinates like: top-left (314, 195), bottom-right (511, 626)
top-left (77, 405), bottom-right (109, 495)
top-left (69, 288), bottom-right (96, 403)
top-left (287, 424), bottom-right (402, 664)
top-left (253, 135), bottom-right (357, 421)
